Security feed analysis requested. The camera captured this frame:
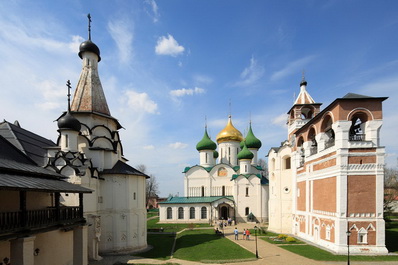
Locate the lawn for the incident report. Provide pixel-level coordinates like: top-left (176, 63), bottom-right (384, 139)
top-left (277, 221), bottom-right (398, 262)
top-left (134, 233), bottom-right (175, 260)
top-left (173, 229), bottom-right (256, 262)
top-left (280, 244), bottom-right (398, 262)
top-left (147, 217), bottom-right (211, 232)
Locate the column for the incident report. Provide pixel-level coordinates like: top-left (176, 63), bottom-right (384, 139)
top-left (73, 226), bottom-right (88, 265)
top-left (10, 236), bottom-right (36, 265)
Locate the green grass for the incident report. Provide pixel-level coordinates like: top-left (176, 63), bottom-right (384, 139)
top-left (280, 245), bottom-right (398, 262)
top-left (147, 217), bottom-right (211, 233)
top-left (173, 229), bottom-right (256, 262)
top-left (134, 233), bottom-right (175, 260)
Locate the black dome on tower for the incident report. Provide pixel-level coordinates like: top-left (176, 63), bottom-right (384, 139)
top-left (57, 111), bottom-right (81, 132)
top-left (78, 40), bottom-right (101, 62)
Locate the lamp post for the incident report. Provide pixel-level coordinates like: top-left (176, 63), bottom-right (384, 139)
top-left (254, 225), bottom-right (258, 258)
top-left (346, 231), bottom-right (351, 265)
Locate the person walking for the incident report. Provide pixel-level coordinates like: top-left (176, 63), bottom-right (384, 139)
top-left (246, 229), bottom-right (250, 240)
top-left (243, 229), bottom-right (246, 240)
top-left (234, 227), bottom-right (239, 240)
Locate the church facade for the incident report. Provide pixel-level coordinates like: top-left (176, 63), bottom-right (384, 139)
top-left (159, 117), bottom-right (269, 224)
top-left (268, 79), bottom-right (388, 254)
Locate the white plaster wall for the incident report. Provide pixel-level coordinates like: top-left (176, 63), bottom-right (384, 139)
top-left (34, 230), bottom-right (74, 265)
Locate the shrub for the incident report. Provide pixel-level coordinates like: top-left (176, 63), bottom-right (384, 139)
top-left (286, 236), bottom-right (296, 242)
top-left (278, 234), bottom-right (288, 239)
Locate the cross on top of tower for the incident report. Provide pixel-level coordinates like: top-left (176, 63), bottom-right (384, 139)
top-left (87, 13), bottom-right (92, 40)
top-left (66, 80), bottom-right (72, 111)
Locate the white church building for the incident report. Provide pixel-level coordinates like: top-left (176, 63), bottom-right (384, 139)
top-left (159, 116), bottom-right (269, 224)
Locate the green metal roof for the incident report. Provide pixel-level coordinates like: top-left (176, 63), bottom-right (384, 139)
top-left (245, 124), bottom-right (262, 149)
top-left (237, 142), bottom-right (254, 160)
top-left (159, 196), bottom-right (234, 204)
top-left (231, 173), bottom-right (261, 180)
top-left (196, 128), bottom-right (217, 151)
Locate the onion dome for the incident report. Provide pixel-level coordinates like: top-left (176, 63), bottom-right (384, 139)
top-left (57, 112), bottom-right (81, 131)
top-left (237, 142), bottom-right (254, 160)
top-left (240, 140), bottom-right (245, 149)
top-left (213, 150), bottom-right (219, 159)
top-left (216, 116), bottom-right (244, 143)
top-left (196, 128), bottom-right (217, 151)
top-left (245, 124), bottom-right (262, 149)
top-left (79, 40), bottom-right (101, 62)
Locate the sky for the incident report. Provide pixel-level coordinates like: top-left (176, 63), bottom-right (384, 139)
top-left (1, 0), bottom-right (398, 197)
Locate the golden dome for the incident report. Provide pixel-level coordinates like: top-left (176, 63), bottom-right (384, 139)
top-left (216, 116), bottom-right (244, 143)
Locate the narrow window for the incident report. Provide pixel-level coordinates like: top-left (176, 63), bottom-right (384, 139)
top-left (201, 186), bottom-right (205, 197)
top-left (133, 192), bottom-right (136, 200)
top-left (246, 187), bottom-right (249, 197)
top-left (201, 207), bottom-right (207, 219)
top-left (285, 157), bottom-right (291, 169)
top-left (205, 153), bottom-right (208, 163)
top-left (167, 207), bottom-right (172, 219)
top-left (245, 165), bottom-right (248, 172)
top-left (222, 186), bottom-right (225, 196)
top-left (65, 134), bottom-right (68, 148)
top-left (178, 207), bottom-right (184, 219)
top-left (326, 226), bottom-right (331, 240)
top-left (245, 207), bottom-right (249, 216)
top-left (190, 207), bottom-right (195, 219)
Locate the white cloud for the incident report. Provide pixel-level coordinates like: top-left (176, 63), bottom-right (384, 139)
top-left (145, 0), bottom-right (160, 23)
top-left (169, 142), bottom-right (188, 149)
top-left (155, 34), bottom-right (184, 56)
top-left (124, 90), bottom-right (159, 114)
top-left (170, 87), bottom-right (205, 97)
top-left (68, 35), bottom-right (84, 54)
top-left (271, 55), bottom-right (316, 81)
top-left (234, 56), bottom-right (265, 87)
top-left (272, 113), bottom-right (288, 127)
top-left (193, 74), bottom-right (213, 84)
top-left (143, 145), bottom-right (155, 150)
top-left (108, 18), bottom-right (134, 64)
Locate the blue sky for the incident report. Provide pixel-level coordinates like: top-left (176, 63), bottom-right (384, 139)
top-left (1, 0), bottom-right (398, 196)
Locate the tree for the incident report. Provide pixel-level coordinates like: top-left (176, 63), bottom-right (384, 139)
top-left (258, 158), bottom-right (268, 178)
top-left (137, 164), bottom-right (159, 208)
top-left (384, 166), bottom-right (398, 219)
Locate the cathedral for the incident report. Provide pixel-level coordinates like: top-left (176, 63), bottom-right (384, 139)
top-left (159, 116), bottom-right (269, 224)
top-left (268, 78), bottom-right (388, 254)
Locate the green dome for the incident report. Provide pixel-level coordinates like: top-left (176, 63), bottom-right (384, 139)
top-left (245, 124), bottom-right (262, 149)
top-left (196, 128), bottom-right (217, 151)
top-left (240, 140), bottom-right (245, 149)
top-left (213, 150), bottom-right (219, 158)
top-left (238, 142), bottom-right (254, 160)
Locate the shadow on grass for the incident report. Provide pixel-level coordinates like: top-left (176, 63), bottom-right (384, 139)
top-left (135, 234), bottom-right (176, 260)
top-left (386, 229), bottom-right (398, 252)
top-left (173, 229), bottom-right (255, 262)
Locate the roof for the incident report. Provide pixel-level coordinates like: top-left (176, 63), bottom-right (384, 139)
top-left (159, 196), bottom-right (234, 204)
top-left (261, 176), bottom-right (269, 185)
top-left (0, 121), bottom-right (56, 166)
top-left (102, 160), bottom-right (149, 178)
top-left (0, 135), bottom-right (91, 193)
top-left (231, 173), bottom-right (261, 180)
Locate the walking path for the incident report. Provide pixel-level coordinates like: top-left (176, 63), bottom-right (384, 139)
top-left (89, 223), bottom-right (398, 265)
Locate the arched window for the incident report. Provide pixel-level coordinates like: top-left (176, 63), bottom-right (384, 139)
top-left (301, 106), bottom-right (314, 119)
top-left (297, 136), bottom-right (305, 167)
top-left (167, 207), bottom-right (172, 219)
top-left (245, 207), bottom-right (250, 216)
top-left (189, 207), bottom-right (195, 219)
top-left (349, 112), bottom-right (368, 141)
top-left (201, 206), bottom-right (207, 219)
top-left (321, 115), bottom-right (335, 148)
top-left (222, 186), bottom-right (226, 196)
top-left (308, 127), bottom-right (317, 155)
top-left (245, 187), bottom-right (249, 197)
top-left (178, 207), bottom-right (184, 219)
top-left (283, 156), bottom-right (291, 170)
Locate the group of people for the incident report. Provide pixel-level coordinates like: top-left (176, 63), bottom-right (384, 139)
top-left (233, 227), bottom-right (250, 240)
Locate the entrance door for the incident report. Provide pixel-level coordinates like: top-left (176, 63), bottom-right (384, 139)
top-left (220, 206), bottom-right (229, 220)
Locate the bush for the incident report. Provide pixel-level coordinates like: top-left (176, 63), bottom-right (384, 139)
top-left (278, 234), bottom-right (288, 239)
top-left (286, 236), bottom-right (296, 242)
